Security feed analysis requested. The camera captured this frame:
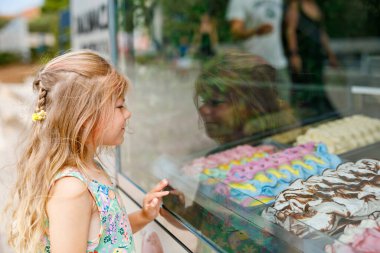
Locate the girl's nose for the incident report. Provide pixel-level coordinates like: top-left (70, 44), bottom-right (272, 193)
top-left (199, 104), bottom-right (212, 116)
top-left (124, 109), bottom-right (131, 120)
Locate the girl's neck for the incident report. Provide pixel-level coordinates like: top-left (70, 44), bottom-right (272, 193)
top-left (81, 153), bottom-right (108, 176)
top-left (81, 145), bottom-right (100, 176)
top-left (84, 140), bottom-right (97, 163)
top-left (82, 140), bottom-right (110, 182)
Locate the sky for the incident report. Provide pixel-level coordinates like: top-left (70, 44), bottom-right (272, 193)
top-left (0, 0), bottom-right (44, 16)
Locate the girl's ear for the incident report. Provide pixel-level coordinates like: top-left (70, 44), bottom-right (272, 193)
top-left (236, 100), bottom-right (251, 118)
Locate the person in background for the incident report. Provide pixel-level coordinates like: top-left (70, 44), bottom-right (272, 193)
top-left (285, 0), bottom-right (339, 119)
top-left (4, 50), bottom-right (169, 253)
top-left (178, 35), bottom-right (190, 59)
top-left (226, 0), bottom-right (290, 103)
top-left (176, 36), bottom-right (192, 75)
top-left (193, 13), bottom-right (218, 60)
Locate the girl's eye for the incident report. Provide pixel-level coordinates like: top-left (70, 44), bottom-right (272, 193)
top-left (197, 97), bottom-right (205, 107)
top-left (209, 99), bottom-right (225, 106)
top-left (117, 105), bottom-right (125, 109)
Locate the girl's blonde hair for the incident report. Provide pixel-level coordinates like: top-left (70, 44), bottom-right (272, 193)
top-left (4, 50), bottom-right (129, 253)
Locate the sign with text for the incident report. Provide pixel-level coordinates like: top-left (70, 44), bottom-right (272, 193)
top-left (70, 0), bottom-right (110, 57)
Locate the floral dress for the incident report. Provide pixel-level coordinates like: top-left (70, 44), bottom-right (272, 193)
top-left (43, 168), bottom-right (136, 253)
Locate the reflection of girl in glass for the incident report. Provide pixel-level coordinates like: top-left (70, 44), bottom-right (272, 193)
top-left (194, 53), bottom-right (297, 144)
top-left (164, 53), bottom-right (298, 253)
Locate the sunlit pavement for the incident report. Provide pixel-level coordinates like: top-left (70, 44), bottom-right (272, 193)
top-left (0, 78), bottom-right (33, 252)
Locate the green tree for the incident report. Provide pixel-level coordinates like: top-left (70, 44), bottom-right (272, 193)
top-left (0, 18), bottom-right (9, 29)
top-left (29, 0), bottom-right (70, 58)
top-left (319, 0), bottom-right (380, 37)
top-left (42, 0), bottom-right (69, 13)
top-left (160, 0), bottom-right (231, 47)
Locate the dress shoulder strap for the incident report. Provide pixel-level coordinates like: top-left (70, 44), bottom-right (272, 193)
top-left (52, 168), bottom-right (88, 186)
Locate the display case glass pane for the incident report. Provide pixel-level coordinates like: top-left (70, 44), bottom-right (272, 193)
top-left (116, 0), bottom-right (380, 252)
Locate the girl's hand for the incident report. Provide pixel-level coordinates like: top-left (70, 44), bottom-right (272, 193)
top-left (255, 23), bottom-right (273, 35)
top-left (142, 179), bottom-right (170, 221)
top-left (290, 54), bottom-right (302, 73)
top-left (328, 53), bottom-right (339, 68)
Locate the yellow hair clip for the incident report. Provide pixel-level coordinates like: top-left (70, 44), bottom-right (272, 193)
top-left (32, 110), bottom-right (47, 122)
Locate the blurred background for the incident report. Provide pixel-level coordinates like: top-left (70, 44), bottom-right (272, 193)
top-left (0, 1), bottom-right (70, 251)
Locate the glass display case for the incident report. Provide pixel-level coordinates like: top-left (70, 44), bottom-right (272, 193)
top-left (112, 0), bottom-right (380, 252)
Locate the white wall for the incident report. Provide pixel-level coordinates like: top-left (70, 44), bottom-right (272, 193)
top-left (0, 18), bottom-right (30, 61)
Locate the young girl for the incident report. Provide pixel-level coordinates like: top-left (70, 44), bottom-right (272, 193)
top-left (4, 50), bottom-right (169, 253)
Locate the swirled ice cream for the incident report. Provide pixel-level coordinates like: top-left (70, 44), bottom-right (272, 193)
top-left (181, 144), bottom-right (276, 178)
top-left (187, 142), bottom-right (341, 209)
top-left (222, 143), bottom-right (341, 205)
top-left (264, 159), bottom-right (380, 237)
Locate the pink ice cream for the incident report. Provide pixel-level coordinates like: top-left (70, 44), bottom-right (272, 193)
top-left (326, 218), bottom-right (380, 253)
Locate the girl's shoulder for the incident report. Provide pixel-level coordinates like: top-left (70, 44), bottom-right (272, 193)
top-left (49, 167), bottom-right (90, 198)
top-left (49, 176), bottom-right (90, 200)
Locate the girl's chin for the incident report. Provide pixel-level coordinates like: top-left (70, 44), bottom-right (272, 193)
top-left (113, 139), bottom-right (124, 146)
top-left (117, 136), bottom-right (125, 145)
top-left (102, 138), bottom-right (124, 146)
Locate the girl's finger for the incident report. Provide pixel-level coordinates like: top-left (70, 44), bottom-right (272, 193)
top-left (152, 191), bottom-right (170, 198)
top-left (148, 198), bottom-right (158, 208)
top-left (145, 191), bottom-right (169, 203)
top-left (149, 179), bottom-right (169, 193)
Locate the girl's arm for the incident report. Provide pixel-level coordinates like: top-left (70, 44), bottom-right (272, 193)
top-left (192, 28), bottom-right (201, 53)
top-left (230, 20), bottom-right (273, 40)
top-left (46, 177), bottom-right (93, 253)
top-left (321, 30), bottom-right (338, 67)
top-left (286, 0), bottom-right (302, 73)
top-left (129, 179), bottom-right (169, 233)
top-left (211, 22), bottom-right (219, 49)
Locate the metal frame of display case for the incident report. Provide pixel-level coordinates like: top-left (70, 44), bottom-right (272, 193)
top-left (116, 172), bottom-right (227, 252)
top-left (113, 128), bottom-right (351, 252)
top-left (115, 164), bottom-right (339, 253)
